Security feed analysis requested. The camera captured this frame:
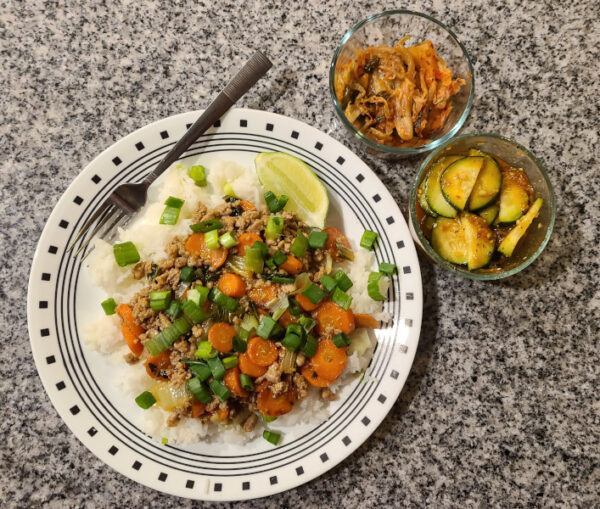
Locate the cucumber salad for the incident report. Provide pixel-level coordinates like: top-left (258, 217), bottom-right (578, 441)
top-left (416, 148), bottom-right (544, 271)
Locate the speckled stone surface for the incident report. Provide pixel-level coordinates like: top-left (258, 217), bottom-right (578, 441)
top-left (1, 0), bottom-right (599, 507)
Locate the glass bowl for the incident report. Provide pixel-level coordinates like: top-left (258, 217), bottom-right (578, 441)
top-left (329, 10), bottom-right (474, 159)
top-left (409, 133), bottom-right (556, 280)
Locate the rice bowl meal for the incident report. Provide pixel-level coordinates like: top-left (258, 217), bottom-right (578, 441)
top-left (83, 152), bottom-right (395, 447)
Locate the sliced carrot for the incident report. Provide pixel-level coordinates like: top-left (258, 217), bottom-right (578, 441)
top-left (296, 293), bottom-right (319, 312)
top-left (217, 272), bottom-right (246, 298)
top-left (185, 232), bottom-right (228, 270)
top-left (354, 313), bottom-right (380, 329)
top-left (120, 324), bottom-right (144, 357)
top-left (301, 363), bottom-right (332, 387)
top-left (239, 200), bottom-right (256, 211)
top-left (257, 385), bottom-right (297, 418)
top-left (248, 284), bottom-right (278, 308)
top-left (254, 379), bottom-right (269, 393)
top-left (311, 338), bottom-right (347, 381)
top-left (247, 336), bottom-right (278, 367)
top-left (314, 301), bottom-right (355, 335)
top-left (191, 399), bottom-right (205, 418)
top-left (279, 255), bottom-right (303, 275)
top-left (323, 227), bottom-right (351, 261)
top-left (144, 350), bottom-right (171, 380)
top-left (239, 352), bottom-right (267, 378)
top-left (216, 408), bottom-right (229, 421)
top-left (237, 232), bottom-right (262, 256)
top-left (278, 309), bottom-right (298, 328)
top-left (116, 303), bottom-right (145, 356)
top-left (207, 322), bottom-right (235, 353)
top-left (223, 366), bottom-right (248, 398)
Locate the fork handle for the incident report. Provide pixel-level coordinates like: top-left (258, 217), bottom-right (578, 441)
top-left (144, 50), bottom-right (272, 185)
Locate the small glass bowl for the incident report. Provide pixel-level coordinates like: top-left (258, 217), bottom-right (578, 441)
top-left (409, 133), bottom-right (556, 280)
top-left (329, 10), bottom-right (474, 159)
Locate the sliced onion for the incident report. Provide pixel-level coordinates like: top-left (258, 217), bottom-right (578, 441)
top-left (324, 252), bottom-right (333, 275)
top-left (281, 350), bottom-right (297, 374)
top-left (290, 272), bottom-right (310, 295)
top-left (226, 255), bottom-right (252, 279)
top-left (149, 381), bottom-right (190, 411)
top-left (240, 314), bottom-right (259, 331)
top-left (270, 294), bottom-right (289, 320)
top-left (175, 281), bottom-right (190, 298)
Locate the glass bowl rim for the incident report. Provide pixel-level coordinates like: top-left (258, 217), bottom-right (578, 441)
top-left (328, 9), bottom-right (476, 156)
top-left (410, 132), bottom-right (557, 280)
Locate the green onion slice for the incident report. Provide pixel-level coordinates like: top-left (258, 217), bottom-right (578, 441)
top-left (332, 332), bottom-right (351, 348)
top-left (298, 315), bottom-right (316, 333)
top-left (308, 230), bottom-right (329, 249)
top-left (190, 219), bottom-right (223, 233)
top-left (264, 191), bottom-right (288, 213)
top-left (332, 287), bottom-right (352, 311)
top-left (209, 288), bottom-right (239, 312)
top-left (240, 314), bottom-right (259, 332)
top-left (290, 273), bottom-right (311, 295)
top-left (179, 266), bottom-right (195, 282)
top-left (256, 316), bottom-right (277, 339)
top-left (101, 297), bottom-right (117, 315)
top-left (290, 232), bottom-right (309, 257)
top-left (182, 299), bottom-right (210, 323)
top-left (219, 231), bottom-right (238, 249)
top-left (135, 391), bottom-right (156, 409)
top-left (319, 275), bottom-right (337, 293)
top-left (113, 241), bottom-right (140, 267)
top-left (263, 430), bottom-right (281, 445)
top-left (188, 165), bottom-right (207, 187)
top-left (209, 379), bottom-right (231, 401)
top-left (245, 245), bottom-right (264, 274)
top-left (222, 356), bottom-right (239, 369)
top-left (301, 334), bottom-right (318, 358)
top-left (166, 299), bottom-right (182, 319)
top-left (188, 377), bottom-right (212, 403)
top-left (240, 373), bottom-right (254, 391)
top-left (149, 290), bottom-right (171, 311)
top-left (360, 230), bottom-right (378, 250)
top-left (233, 335), bottom-right (248, 353)
top-left (265, 216), bottom-right (284, 240)
top-left (270, 295), bottom-right (290, 321)
top-left (333, 269), bottom-right (353, 291)
top-left (272, 250), bottom-right (287, 266)
top-left (205, 229), bottom-right (219, 250)
top-left (379, 262), bottom-right (397, 275)
top-left (367, 272), bottom-right (388, 301)
top-left (187, 361), bottom-right (212, 381)
top-left (195, 341), bottom-right (218, 359)
top-left (207, 356), bottom-right (226, 380)
top-left (301, 283), bottom-right (326, 305)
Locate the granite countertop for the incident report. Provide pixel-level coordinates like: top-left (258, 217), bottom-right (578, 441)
top-left (1, 0), bottom-right (598, 507)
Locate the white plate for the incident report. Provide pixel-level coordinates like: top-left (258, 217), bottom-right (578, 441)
top-left (27, 108), bottom-right (422, 501)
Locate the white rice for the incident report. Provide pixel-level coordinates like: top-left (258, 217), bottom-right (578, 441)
top-left (84, 158), bottom-right (384, 445)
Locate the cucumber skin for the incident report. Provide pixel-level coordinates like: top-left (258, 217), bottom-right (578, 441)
top-left (425, 156), bottom-right (463, 218)
top-left (467, 156), bottom-right (502, 211)
top-left (498, 198), bottom-right (544, 257)
top-left (440, 156), bottom-right (485, 211)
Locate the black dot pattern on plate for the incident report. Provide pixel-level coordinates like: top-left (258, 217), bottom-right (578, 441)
top-left (405, 319), bottom-right (413, 327)
top-left (108, 446), bottom-right (118, 455)
top-left (70, 405), bottom-right (80, 415)
top-left (336, 156), bottom-right (345, 165)
top-left (320, 453), bottom-right (329, 463)
top-left (135, 142), bottom-right (144, 151)
top-left (378, 394), bottom-right (387, 404)
top-left (314, 142), bottom-right (323, 150)
top-left (59, 220), bottom-right (69, 229)
top-left (186, 123), bottom-right (192, 129)
top-left (213, 119), bottom-right (221, 128)
top-left (158, 473), bottom-right (167, 482)
top-left (91, 174), bottom-right (101, 184)
top-left (73, 196), bottom-right (83, 205)
top-left (48, 245), bottom-right (58, 254)
top-left (240, 119), bottom-right (247, 127)
top-left (390, 369), bottom-right (399, 380)
top-left (266, 123), bottom-right (274, 131)
top-left (386, 216), bottom-right (395, 225)
top-left (39, 301), bottom-right (48, 309)
top-left (356, 173), bottom-right (364, 182)
top-left (397, 240), bottom-right (405, 249)
top-left (342, 436), bottom-right (351, 446)
top-left (372, 194), bottom-right (381, 203)
top-left (406, 292), bottom-right (414, 300)
top-left (132, 460), bottom-right (141, 470)
top-left (214, 483), bottom-right (222, 492)
top-left (403, 266), bottom-right (411, 274)
top-left (296, 466), bottom-right (304, 476)
top-left (160, 130), bottom-right (169, 139)
top-left (41, 328), bottom-right (50, 337)
top-left (270, 476), bottom-right (278, 485)
top-left (112, 157), bottom-right (122, 166)
top-left (42, 273), bottom-right (51, 281)
top-left (56, 381), bottom-right (66, 391)
top-left (291, 130), bottom-right (299, 139)
top-left (186, 480), bottom-right (194, 489)
top-left (46, 355), bottom-right (55, 364)
top-left (87, 427), bottom-right (97, 437)
top-left (242, 481), bottom-right (250, 490)
top-left (362, 416), bottom-right (371, 426)
top-left (399, 344), bottom-right (408, 353)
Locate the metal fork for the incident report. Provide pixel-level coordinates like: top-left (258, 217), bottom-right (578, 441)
top-left (68, 50), bottom-right (272, 257)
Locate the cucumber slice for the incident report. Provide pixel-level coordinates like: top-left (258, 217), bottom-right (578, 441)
top-left (461, 212), bottom-right (496, 270)
top-left (421, 215), bottom-right (436, 239)
top-left (417, 177), bottom-right (437, 217)
top-left (498, 198), bottom-right (544, 257)
top-left (441, 156), bottom-right (484, 211)
top-left (478, 204), bottom-right (499, 225)
top-left (466, 152), bottom-right (502, 210)
top-left (425, 155), bottom-right (463, 218)
top-left (431, 217), bottom-right (468, 265)
top-left (496, 167), bottom-right (532, 224)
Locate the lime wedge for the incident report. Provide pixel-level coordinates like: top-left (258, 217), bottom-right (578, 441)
top-left (254, 152), bottom-right (329, 228)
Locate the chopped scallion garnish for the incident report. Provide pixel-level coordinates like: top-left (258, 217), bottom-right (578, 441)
top-left (367, 272), bottom-right (388, 301)
top-left (298, 315), bottom-right (316, 333)
top-left (113, 241), bottom-right (140, 267)
top-left (188, 362), bottom-right (212, 381)
top-left (319, 275), bottom-right (337, 293)
top-left (256, 316), bottom-right (277, 339)
top-left (265, 216), bottom-right (284, 240)
top-left (179, 266), bottom-right (195, 282)
top-left (188, 165), bottom-right (207, 187)
top-left (240, 373), bottom-right (254, 391)
top-left (333, 270), bottom-right (353, 291)
top-left (233, 335), bottom-right (248, 353)
top-left (159, 196), bottom-right (184, 225)
top-left (290, 232), bottom-right (309, 257)
top-left (379, 262), bottom-right (397, 275)
top-left (219, 231), bottom-right (238, 249)
top-left (281, 333), bottom-right (301, 351)
top-left (332, 332), bottom-right (351, 348)
top-left (209, 288), bottom-right (239, 312)
top-left (209, 379), bottom-right (231, 401)
top-left (301, 283), bottom-right (326, 305)
top-left (135, 391), bottom-right (156, 409)
top-left (332, 287), bottom-right (352, 311)
top-left (245, 245), bottom-right (264, 273)
top-left (182, 299), bottom-right (210, 323)
top-left (195, 341), bottom-right (218, 359)
top-left (360, 230), bottom-right (378, 250)
top-left (264, 191), bottom-right (289, 213)
top-left (301, 334), bottom-right (318, 358)
top-left (222, 356), bottom-right (238, 369)
top-left (149, 290), bottom-right (171, 311)
top-left (190, 219), bottom-right (223, 233)
top-left (205, 229), bottom-right (219, 250)
top-left (101, 297), bottom-right (117, 315)
top-left (207, 356), bottom-right (226, 380)
top-left (308, 230), bottom-right (329, 249)
top-left (166, 299), bottom-right (182, 319)
top-left (272, 250), bottom-right (287, 266)
top-left (263, 430), bottom-right (281, 445)
top-left (288, 297), bottom-right (302, 316)
top-left (188, 377), bottom-right (212, 403)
